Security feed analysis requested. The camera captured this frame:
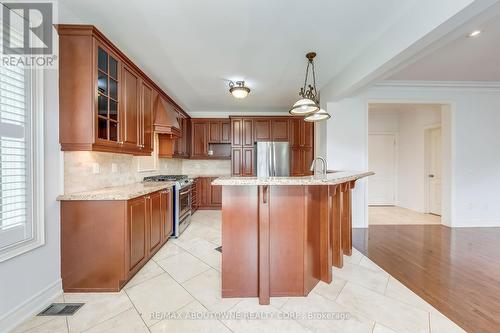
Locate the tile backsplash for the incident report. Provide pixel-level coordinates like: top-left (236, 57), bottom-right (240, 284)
top-left (182, 159), bottom-right (231, 177)
top-left (64, 152), bottom-right (231, 194)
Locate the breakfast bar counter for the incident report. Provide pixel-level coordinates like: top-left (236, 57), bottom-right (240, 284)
top-left (212, 171), bottom-right (373, 304)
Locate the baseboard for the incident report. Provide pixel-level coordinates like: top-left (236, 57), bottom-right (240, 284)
top-left (0, 278), bottom-right (63, 333)
top-left (452, 218), bottom-right (500, 228)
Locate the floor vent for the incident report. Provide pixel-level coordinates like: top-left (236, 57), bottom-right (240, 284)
top-left (215, 246), bottom-right (222, 253)
top-left (38, 303), bottom-right (84, 316)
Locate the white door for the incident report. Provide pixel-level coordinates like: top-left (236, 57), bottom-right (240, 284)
top-left (368, 134), bottom-right (396, 205)
top-left (428, 128), bottom-right (442, 215)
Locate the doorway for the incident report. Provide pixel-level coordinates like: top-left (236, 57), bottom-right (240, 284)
top-left (367, 103), bottom-right (447, 226)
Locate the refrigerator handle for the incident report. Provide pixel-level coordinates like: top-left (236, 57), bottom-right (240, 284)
top-left (272, 143), bottom-right (277, 177)
top-left (268, 143), bottom-right (273, 177)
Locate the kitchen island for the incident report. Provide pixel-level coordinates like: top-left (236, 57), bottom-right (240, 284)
top-left (212, 171), bottom-right (373, 305)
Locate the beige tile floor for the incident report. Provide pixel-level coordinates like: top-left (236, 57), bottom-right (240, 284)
top-left (13, 210), bottom-right (464, 333)
top-left (369, 206), bottom-right (441, 225)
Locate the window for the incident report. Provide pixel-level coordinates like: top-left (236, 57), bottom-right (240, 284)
top-left (0, 12), bottom-right (45, 262)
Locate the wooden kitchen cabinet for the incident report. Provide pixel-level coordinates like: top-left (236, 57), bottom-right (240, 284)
top-left (127, 196), bottom-right (148, 276)
top-left (196, 177), bottom-right (222, 209)
top-left (148, 191), bottom-right (163, 255)
top-left (161, 189), bottom-right (173, 242)
top-left (230, 116), bottom-right (313, 176)
top-left (173, 113), bottom-right (190, 158)
top-left (58, 25), bottom-right (187, 156)
top-left (140, 81), bottom-right (154, 153)
top-left (192, 178), bottom-right (200, 213)
top-left (254, 119), bottom-right (271, 141)
top-left (61, 188), bottom-right (174, 292)
top-left (289, 118), bottom-right (314, 176)
top-left (191, 121), bottom-right (208, 158)
top-left (121, 64), bottom-right (141, 150)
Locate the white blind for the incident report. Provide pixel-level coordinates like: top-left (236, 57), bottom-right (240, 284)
top-left (0, 16), bottom-right (33, 248)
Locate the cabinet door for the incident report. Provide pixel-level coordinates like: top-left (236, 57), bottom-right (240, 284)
top-left (271, 119), bottom-right (289, 141)
top-left (161, 189), bottom-right (173, 242)
top-left (141, 81), bottom-right (154, 152)
top-left (191, 122), bottom-right (208, 157)
top-left (254, 119), bottom-right (271, 141)
top-left (191, 179), bottom-right (199, 212)
top-left (302, 147), bottom-right (314, 175)
top-left (96, 44), bottom-right (121, 147)
top-left (242, 148), bottom-right (254, 176)
top-left (199, 178), bottom-right (210, 207)
top-left (127, 197), bottom-right (147, 274)
top-left (209, 121), bottom-right (221, 143)
top-left (231, 118), bottom-right (242, 147)
top-left (232, 148), bottom-right (242, 176)
top-left (210, 177), bottom-right (222, 206)
top-left (149, 192), bottom-right (162, 254)
top-left (290, 147), bottom-right (303, 176)
top-left (289, 118), bottom-right (301, 147)
top-left (221, 121), bottom-right (231, 143)
top-left (303, 121), bottom-right (314, 148)
top-left (243, 119), bottom-right (254, 147)
top-left (121, 64), bottom-right (140, 149)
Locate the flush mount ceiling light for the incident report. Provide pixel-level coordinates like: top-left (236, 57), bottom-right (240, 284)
top-left (229, 81), bottom-right (250, 99)
top-left (468, 30), bottom-right (482, 38)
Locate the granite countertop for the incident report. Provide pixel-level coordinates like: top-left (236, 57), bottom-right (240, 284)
top-left (188, 174), bottom-right (231, 179)
top-left (211, 171), bottom-right (374, 186)
top-left (57, 181), bottom-right (176, 201)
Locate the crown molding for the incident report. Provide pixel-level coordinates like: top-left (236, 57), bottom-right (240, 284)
top-left (376, 80), bottom-right (500, 91)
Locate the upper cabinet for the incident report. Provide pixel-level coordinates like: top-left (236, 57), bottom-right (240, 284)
top-left (58, 25), bottom-right (188, 155)
top-left (190, 119), bottom-right (231, 159)
top-left (230, 116), bottom-right (313, 176)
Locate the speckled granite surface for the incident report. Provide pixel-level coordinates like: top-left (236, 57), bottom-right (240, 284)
top-left (57, 181), bottom-right (176, 201)
top-left (211, 171), bottom-right (374, 186)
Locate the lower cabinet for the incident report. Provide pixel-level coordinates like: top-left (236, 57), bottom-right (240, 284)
top-left (61, 187), bottom-right (174, 292)
top-left (194, 177), bottom-right (222, 210)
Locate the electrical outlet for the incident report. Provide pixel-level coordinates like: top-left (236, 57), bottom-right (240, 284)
top-left (111, 163), bottom-right (118, 173)
top-left (92, 162), bottom-right (100, 174)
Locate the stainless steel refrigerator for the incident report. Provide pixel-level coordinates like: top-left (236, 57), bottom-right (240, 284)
top-left (255, 142), bottom-right (290, 177)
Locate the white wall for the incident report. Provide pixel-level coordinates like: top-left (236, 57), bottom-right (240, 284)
top-left (0, 70), bottom-right (62, 332)
top-left (326, 83), bottom-right (500, 228)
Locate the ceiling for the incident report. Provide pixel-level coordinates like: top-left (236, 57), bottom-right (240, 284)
top-left (59, 0), bottom-right (418, 113)
top-left (388, 11), bottom-right (500, 82)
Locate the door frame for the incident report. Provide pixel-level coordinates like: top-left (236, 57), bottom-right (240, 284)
top-left (366, 100), bottom-right (454, 228)
top-left (367, 132), bottom-right (399, 206)
top-left (424, 124), bottom-right (442, 215)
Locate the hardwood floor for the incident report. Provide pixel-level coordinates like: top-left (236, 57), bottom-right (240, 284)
top-left (353, 225), bottom-right (500, 333)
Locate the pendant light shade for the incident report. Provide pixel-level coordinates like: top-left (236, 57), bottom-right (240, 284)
top-left (289, 98), bottom-right (319, 115)
top-left (304, 108), bottom-right (331, 122)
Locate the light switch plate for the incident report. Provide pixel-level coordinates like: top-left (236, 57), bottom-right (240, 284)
top-left (92, 162), bottom-right (100, 174)
top-left (111, 163), bottom-right (118, 173)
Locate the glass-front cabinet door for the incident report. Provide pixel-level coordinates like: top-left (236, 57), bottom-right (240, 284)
top-left (96, 44), bottom-right (120, 144)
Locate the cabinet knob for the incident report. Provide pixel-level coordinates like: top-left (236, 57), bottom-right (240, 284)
top-left (118, 141), bottom-right (124, 145)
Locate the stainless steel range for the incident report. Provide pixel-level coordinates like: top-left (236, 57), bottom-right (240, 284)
top-left (143, 175), bottom-right (193, 238)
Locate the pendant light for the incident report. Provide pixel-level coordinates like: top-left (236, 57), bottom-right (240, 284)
top-left (290, 52), bottom-right (320, 115)
top-left (229, 81), bottom-right (250, 99)
top-left (290, 52), bottom-right (331, 121)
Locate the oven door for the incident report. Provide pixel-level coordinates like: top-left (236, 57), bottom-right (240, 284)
top-left (178, 185), bottom-right (192, 219)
